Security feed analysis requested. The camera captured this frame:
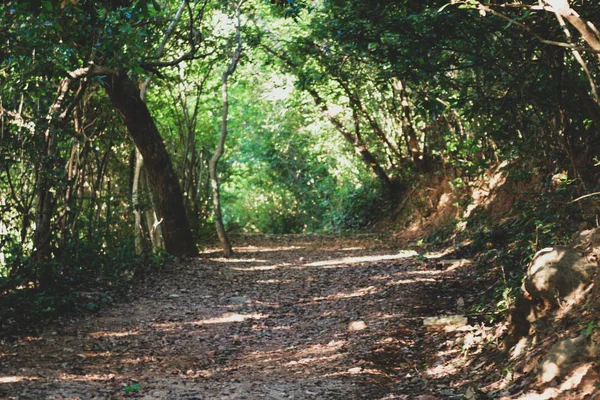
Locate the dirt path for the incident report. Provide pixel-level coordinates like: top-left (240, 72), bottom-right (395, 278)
top-left (0, 234), bottom-right (491, 399)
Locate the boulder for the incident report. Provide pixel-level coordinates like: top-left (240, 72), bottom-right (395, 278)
top-left (523, 246), bottom-right (596, 307)
top-left (538, 334), bottom-right (598, 383)
top-left (506, 246), bottom-right (596, 349)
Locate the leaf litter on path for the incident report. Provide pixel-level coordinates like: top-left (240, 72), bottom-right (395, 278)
top-left (0, 234), bottom-right (492, 399)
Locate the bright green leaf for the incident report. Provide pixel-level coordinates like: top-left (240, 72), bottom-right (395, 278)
top-left (123, 383), bottom-right (140, 392)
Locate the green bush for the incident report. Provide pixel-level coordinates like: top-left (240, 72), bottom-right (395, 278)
top-left (0, 235), bottom-right (147, 337)
top-left (324, 179), bottom-right (389, 231)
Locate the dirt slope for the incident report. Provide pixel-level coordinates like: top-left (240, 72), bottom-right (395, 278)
top-left (0, 234), bottom-right (490, 400)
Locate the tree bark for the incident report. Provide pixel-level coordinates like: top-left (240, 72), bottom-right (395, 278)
top-left (132, 148), bottom-right (153, 258)
top-left (392, 78), bottom-right (421, 166)
top-left (544, 1), bottom-right (600, 55)
top-left (307, 88), bottom-right (396, 196)
top-left (33, 74), bottom-right (74, 287)
top-left (103, 70), bottom-right (196, 256)
top-left (337, 79), bottom-right (404, 165)
top-left (209, 2), bottom-right (242, 257)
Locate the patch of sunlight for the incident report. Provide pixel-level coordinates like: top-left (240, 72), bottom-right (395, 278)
top-left (193, 312), bottom-right (265, 325)
top-left (304, 253), bottom-right (414, 268)
top-left (75, 351), bottom-right (111, 358)
top-left (509, 363), bottom-right (594, 400)
top-left (239, 349), bottom-right (285, 366)
top-left (209, 258), bottom-right (268, 263)
top-left (377, 337), bottom-right (397, 344)
top-left (271, 325), bottom-right (292, 331)
top-left (386, 278), bottom-right (437, 285)
top-left (233, 246), bottom-right (305, 253)
top-left (57, 373), bottom-right (114, 382)
top-left (256, 278), bottom-right (288, 284)
top-left (232, 265), bottom-right (279, 271)
top-left (288, 340), bottom-right (347, 359)
top-left (250, 324), bottom-right (292, 332)
top-left (398, 249), bottom-right (419, 256)
top-left (312, 286), bottom-right (378, 301)
top-left (16, 336), bottom-right (44, 342)
top-left (340, 246), bottom-right (365, 251)
top-left (0, 376), bottom-right (35, 383)
top-left (378, 313), bottom-right (407, 320)
top-left (426, 362), bottom-right (459, 377)
top-left (560, 363), bottom-right (592, 391)
top-left (423, 248), bottom-right (455, 259)
top-left (286, 353), bottom-right (343, 366)
top-left (151, 322), bottom-right (183, 331)
top-left (89, 330), bottom-right (137, 339)
top-left (324, 367), bottom-right (386, 377)
top-left (510, 337), bottom-right (531, 359)
top-left (408, 270), bottom-right (444, 275)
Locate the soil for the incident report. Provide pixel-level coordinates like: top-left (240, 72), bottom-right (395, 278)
top-left (0, 234), bottom-right (500, 399)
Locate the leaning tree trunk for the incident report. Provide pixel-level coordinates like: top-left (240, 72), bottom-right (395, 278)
top-left (306, 87), bottom-right (396, 196)
top-left (260, 43), bottom-right (396, 197)
top-left (392, 78), bottom-right (421, 166)
top-left (103, 70), bottom-right (196, 256)
top-left (209, 75), bottom-right (235, 257)
top-left (208, 2), bottom-right (243, 258)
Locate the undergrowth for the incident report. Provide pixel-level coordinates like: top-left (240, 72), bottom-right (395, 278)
top-left (417, 166), bottom-right (594, 323)
top-left (0, 238), bottom-right (168, 339)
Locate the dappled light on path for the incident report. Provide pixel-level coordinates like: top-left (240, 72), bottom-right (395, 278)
top-left (303, 252), bottom-right (415, 268)
top-left (0, 234), bottom-right (485, 399)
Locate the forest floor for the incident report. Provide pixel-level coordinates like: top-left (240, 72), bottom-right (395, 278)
top-left (0, 234), bottom-right (505, 399)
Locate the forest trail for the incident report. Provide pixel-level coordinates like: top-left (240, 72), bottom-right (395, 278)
top-left (0, 234), bottom-right (489, 399)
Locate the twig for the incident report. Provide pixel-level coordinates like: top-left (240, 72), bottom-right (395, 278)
top-left (569, 192), bottom-right (600, 203)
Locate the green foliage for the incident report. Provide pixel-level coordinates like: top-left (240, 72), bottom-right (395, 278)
top-left (582, 320), bottom-right (596, 337)
top-left (3, 0), bottom-right (600, 337)
top-left (0, 231), bottom-right (147, 337)
top-left (455, 167), bottom-right (587, 320)
top-left (123, 383), bottom-right (141, 393)
top-left (323, 179), bottom-right (388, 231)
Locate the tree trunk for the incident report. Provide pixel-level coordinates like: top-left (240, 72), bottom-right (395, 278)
top-left (33, 75), bottom-right (73, 288)
top-left (307, 88), bottom-right (396, 196)
top-left (209, 2), bottom-right (243, 257)
top-left (338, 79), bottom-right (404, 165)
top-left (132, 148), bottom-right (152, 258)
top-left (103, 70), bottom-right (196, 256)
top-left (545, 1), bottom-right (600, 56)
top-left (392, 78), bottom-right (421, 166)
top-left (144, 170), bottom-right (166, 250)
top-left (259, 43), bottom-right (396, 195)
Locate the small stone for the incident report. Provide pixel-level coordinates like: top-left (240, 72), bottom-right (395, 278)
top-left (348, 320), bottom-right (367, 332)
top-left (423, 315), bottom-right (468, 328)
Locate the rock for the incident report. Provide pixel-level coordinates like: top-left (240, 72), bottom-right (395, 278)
top-left (348, 320), bottom-right (367, 332)
top-left (507, 246), bottom-right (597, 348)
top-left (523, 246), bottom-right (596, 307)
top-left (539, 334), bottom-right (598, 383)
top-left (423, 315), bottom-right (468, 328)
